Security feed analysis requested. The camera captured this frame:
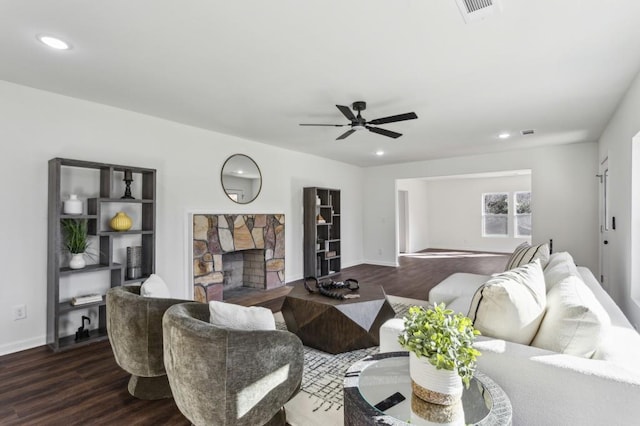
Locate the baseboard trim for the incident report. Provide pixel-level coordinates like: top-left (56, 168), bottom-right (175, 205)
top-left (0, 335), bottom-right (46, 356)
top-left (363, 260), bottom-right (399, 267)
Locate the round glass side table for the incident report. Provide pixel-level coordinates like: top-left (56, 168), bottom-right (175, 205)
top-left (344, 352), bottom-right (512, 426)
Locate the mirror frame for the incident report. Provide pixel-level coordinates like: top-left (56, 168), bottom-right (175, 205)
top-left (220, 154), bottom-right (262, 204)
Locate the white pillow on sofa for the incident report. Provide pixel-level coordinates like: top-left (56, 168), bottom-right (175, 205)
top-left (468, 260), bottom-right (546, 345)
top-left (531, 275), bottom-right (611, 358)
top-left (209, 301), bottom-right (276, 330)
top-left (504, 242), bottom-right (550, 271)
top-left (140, 274), bottom-right (171, 298)
top-left (543, 251), bottom-right (580, 292)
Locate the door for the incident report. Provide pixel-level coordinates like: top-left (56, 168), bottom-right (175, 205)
top-left (398, 190), bottom-right (409, 254)
top-left (599, 158), bottom-right (610, 289)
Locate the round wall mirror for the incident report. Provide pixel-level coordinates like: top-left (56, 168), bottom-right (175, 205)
top-left (221, 154), bottom-right (262, 204)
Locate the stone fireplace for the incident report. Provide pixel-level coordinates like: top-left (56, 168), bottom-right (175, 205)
top-left (192, 214), bottom-right (285, 302)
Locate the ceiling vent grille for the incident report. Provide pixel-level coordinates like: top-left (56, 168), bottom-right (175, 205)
top-left (455, 0), bottom-right (502, 23)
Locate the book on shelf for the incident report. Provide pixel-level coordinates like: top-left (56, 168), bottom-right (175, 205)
top-left (71, 294), bottom-right (103, 305)
top-left (326, 250), bottom-right (337, 258)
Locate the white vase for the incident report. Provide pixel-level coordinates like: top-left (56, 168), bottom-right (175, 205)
top-left (63, 194), bottom-right (83, 214)
top-left (69, 253), bottom-right (86, 269)
top-left (410, 352), bottom-right (463, 405)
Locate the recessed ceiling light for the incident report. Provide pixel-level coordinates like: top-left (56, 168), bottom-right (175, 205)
top-left (375, 150), bottom-right (385, 156)
top-left (498, 132), bottom-right (510, 139)
top-left (237, 170), bottom-right (244, 174)
top-left (37, 35), bottom-right (71, 50)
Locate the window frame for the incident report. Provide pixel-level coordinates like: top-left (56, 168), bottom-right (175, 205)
top-left (514, 191), bottom-right (532, 237)
top-left (482, 192), bottom-right (509, 237)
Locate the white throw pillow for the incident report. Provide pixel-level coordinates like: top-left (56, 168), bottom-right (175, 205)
top-left (209, 301), bottom-right (276, 330)
top-left (504, 242), bottom-right (550, 271)
top-left (468, 260), bottom-right (546, 345)
top-left (140, 274), bottom-right (171, 298)
top-left (531, 275), bottom-right (611, 358)
top-left (543, 252), bottom-right (580, 292)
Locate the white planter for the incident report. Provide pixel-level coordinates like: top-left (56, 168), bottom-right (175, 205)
top-left (69, 253), bottom-right (86, 269)
top-left (409, 352), bottom-right (463, 405)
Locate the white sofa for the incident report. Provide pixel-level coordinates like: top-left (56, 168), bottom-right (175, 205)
top-left (381, 252), bottom-right (640, 426)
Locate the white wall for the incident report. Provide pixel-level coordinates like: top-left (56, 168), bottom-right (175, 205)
top-left (363, 142), bottom-right (599, 269)
top-left (396, 179), bottom-right (430, 253)
top-left (0, 81), bottom-right (364, 354)
top-left (598, 69), bottom-right (640, 329)
top-left (424, 174), bottom-right (531, 253)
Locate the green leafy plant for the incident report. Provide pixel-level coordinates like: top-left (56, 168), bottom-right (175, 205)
top-left (398, 303), bottom-right (481, 387)
top-left (61, 219), bottom-right (90, 254)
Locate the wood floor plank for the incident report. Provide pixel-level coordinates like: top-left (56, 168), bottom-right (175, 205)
top-left (0, 249), bottom-right (507, 424)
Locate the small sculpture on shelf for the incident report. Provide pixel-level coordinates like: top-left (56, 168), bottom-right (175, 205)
top-left (75, 315), bottom-right (91, 341)
top-left (122, 169), bottom-right (135, 199)
top-left (110, 211), bottom-right (133, 231)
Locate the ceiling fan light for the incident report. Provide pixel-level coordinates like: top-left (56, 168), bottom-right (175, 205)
top-left (352, 125), bottom-right (366, 131)
top-left (38, 35), bottom-right (71, 50)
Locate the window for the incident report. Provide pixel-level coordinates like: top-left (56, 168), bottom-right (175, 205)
top-left (515, 191), bottom-right (532, 237)
top-left (483, 193), bottom-right (508, 236)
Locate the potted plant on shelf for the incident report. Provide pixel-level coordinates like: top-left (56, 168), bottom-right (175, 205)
top-left (61, 219), bottom-right (90, 269)
top-left (398, 303), bottom-right (481, 406)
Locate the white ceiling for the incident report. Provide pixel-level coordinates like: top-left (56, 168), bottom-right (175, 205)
top-left (2, 0), bottom-right (640, 167)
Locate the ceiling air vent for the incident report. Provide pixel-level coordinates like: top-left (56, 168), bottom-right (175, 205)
top-left (521, 129), bottom-right (535, 136)
top-left (455, 0), bottom-right (502, 23)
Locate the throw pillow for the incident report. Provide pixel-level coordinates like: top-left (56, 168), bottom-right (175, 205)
top-left (209, 301), bottom-right (276, 331)
top-left (140, 274), bottom-right (171, 298)
top-left (504, 242), bottom-right (550, 271)
top-left (468, 259), bottom-right (546, 345)
top-left (531, 275), bottom-right (611, 358)
top-left (542, 251), bottom-right (580, 292)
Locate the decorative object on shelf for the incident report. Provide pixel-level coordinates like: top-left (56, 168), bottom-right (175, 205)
top-left (75, 315), bottom-right (91, 341)
top-left (316, 214), bottom-right (326, 224)
top-left (122, 169), bottom-right (134, 199)
top-left (61, 218), bottom-right (90, 269)
top-left (126, 246), bottom-right (143, 279)
top-left (316, 195), bottom-right (321, 205)
top-left (398, 304), bottom-right (481, 405)
top-left (110, 211), bottom-right (133, 231)
top-left (71, 294), bottom-right (102, 306)
top-left (63, 194), bottom-right (83, 214)
top-left (326, 250), bottom-right (337, 258)
top-left (221, 154), bottom-right (262, 204)
top-left (69, 253), bottom-right (86, 269)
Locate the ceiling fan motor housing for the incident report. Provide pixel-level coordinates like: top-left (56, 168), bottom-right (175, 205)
top-left (352, 101), bottom-right (366, 112)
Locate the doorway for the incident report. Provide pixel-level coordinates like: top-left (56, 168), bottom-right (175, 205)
top-left (599, 157), bottom-right (610, 289)
top-left (398, 190), bottom-right (409, 254)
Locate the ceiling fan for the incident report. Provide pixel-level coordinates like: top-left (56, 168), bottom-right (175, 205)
top-left (299, 101), bottom-right (418, 140)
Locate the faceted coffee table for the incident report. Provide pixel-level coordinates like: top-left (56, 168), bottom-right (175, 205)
top-left (344, 352), bottom-right (512, 425)
top-left (281, 283), bottom-right (396, 354)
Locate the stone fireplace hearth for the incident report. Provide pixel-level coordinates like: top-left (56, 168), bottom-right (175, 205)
top-left (192, 214), bottom-right (285, 302)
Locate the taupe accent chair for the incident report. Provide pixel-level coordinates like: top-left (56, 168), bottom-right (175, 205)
top-left (106, 285), bottom-right (191, 400)
top-left (163, 302), bottom-right (304, 426)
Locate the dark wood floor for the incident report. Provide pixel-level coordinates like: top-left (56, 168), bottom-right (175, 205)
top-left (0, 249), bottom-right (507, 425)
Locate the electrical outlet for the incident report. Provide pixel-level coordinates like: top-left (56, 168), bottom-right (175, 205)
top-left (13, 304), bottom-right (26, 321)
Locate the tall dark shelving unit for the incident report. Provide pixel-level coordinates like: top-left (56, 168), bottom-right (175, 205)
top-left (47, 158), bottom-right (156, 351)
top-left (304, 187), bottom-right (341, 278)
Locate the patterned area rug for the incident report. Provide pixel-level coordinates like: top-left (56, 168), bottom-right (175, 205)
top-left (279, 298), bottom-right (422, 426)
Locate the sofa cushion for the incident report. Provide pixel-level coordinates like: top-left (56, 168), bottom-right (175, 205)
top-left (468, 260), bottom-right (546, 345)
top-left (504, 242), bottom-right (550, 271)
top-left (140, 274), bottom-right (171, 298)
top-left (208, 301), bottom-right (276, 331)
top-left (543, 252), bottom-right (580, 292)
top-left (531, 275), bottom-right (611, 358)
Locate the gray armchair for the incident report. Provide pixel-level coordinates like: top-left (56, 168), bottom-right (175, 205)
top-left (163, 302), bottom-right (304, 426)
top-left (106, 285), bottom-right (191, 400)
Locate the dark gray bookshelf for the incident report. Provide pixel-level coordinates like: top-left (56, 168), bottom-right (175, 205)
top-left (303, 187), bottom-right (341, 278)
top-left (47, 158), bottom-right (156, 351)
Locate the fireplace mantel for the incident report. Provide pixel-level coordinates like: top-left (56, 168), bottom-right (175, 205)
top-left (192, 214), bottom-right (285, 302)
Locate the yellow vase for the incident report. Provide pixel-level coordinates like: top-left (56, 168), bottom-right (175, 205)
top-left (110, 211), bottom-right (132, 231)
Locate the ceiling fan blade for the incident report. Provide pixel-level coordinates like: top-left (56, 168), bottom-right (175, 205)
top-left (366, 126), bottom-right (402, 139)
top-left (336, 129), bottom-right (356, 140)
top-left (368, 112), bottom-right (418, 125)
top-left (336, 105), bottom-right (357, 122)
top-left (299, 123), bottom-right (347, 127)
